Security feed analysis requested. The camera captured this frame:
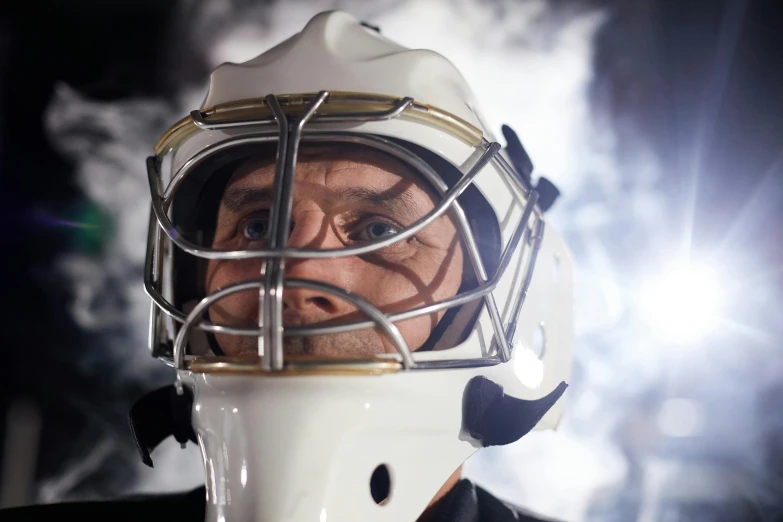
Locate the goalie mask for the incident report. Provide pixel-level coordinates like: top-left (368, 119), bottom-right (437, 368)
top-left (139, 10), bottom-right (574, 522)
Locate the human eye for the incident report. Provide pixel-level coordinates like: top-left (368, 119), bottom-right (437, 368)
top-left (237, 214), bottom-right (270, 243)
top-left (349, 218), bottom-right (400, 242)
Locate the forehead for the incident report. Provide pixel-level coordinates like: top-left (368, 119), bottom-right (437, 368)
top-left (225, 145), bottom-right (435, 194)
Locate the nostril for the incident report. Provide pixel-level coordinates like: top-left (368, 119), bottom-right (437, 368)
top-left (309, 296), bottom-right (332, 310)
top-left (282, 288), bottom-right (339, 313)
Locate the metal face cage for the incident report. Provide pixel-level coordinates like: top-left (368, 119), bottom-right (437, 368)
top-left (144, 91), bottom-right (545, 388)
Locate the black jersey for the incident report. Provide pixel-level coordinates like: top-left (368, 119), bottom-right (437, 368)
top-left (0, 479), bottom-right (555, 522)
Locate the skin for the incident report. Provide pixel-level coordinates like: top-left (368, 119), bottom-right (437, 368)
top-left (205, 145), bottom-right (466, 358)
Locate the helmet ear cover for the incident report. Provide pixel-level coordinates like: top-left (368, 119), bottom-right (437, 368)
top-left (168, 138), bottom-right (502, 355)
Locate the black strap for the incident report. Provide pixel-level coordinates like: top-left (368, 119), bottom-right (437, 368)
top-left (0, 487), bottom-right (206, 522)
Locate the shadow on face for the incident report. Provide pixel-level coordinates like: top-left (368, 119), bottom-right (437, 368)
top-left (204, 145), bottom-right (465, 358)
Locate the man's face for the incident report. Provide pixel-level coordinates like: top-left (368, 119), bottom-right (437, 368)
top-left (205, 146), bottom-right (464, 358)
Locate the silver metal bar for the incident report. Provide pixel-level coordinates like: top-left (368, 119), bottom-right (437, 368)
top-left (172, 277), bottom-right (414, 376)
top-left (167, 104), bottom-right (422, 202)
top-left (148, 103), bottom-right (545, 369)
top-left (261, 94), bottom-right (290, 368)
top-left (174, 279), bottom-right (266, 393)
top-left (150, 216), bottom-right (537, 359)
top-left (146, 266), bottom-right (490, 337)
top-left (145, 282), bottom-right (259, 334)
top-left (191, 110), bottom-right (277, 130)
top-left (148, 300), bottom-right (160, 356)
top-left (505, 219), bottom-right (546, 347)
top-left (414, 357), bottom-right (500, 370)
top-left (146, 156), bottom-right (165, 201)
top-left (263, 92), bottom-right (329, 370)
top-left (144, 207), bottom-right (159, 356)
top-left (500, 225), bottom-right (533, 320)
top-left (189, 96), bottom-right (413, 131)
top-left (145, 150), bottom-right (540, 348)
top-left (485, 292), bottom-right (509, 360)
top-left (148, 266), bottom-right (488, 338)
top-left (303, 134), bottom-right (485, 278)
top-left (150, 189), bottom-right (537, 342)
top-left (144, 207), bottom-right (157, 287)
top-left (286, 194), bottom-right (537, 335)
top-left (494, 191), bottom-right (539, 291)
top-left (287, 280), bottom-right (413, 368)
top-left (285, 281), bottom-right (495, 336)
top-left (294, 137), bottom-right (501, 348)
top-left (147, 167), bottom-right (180, 246)
top-left (304, 136), bottom-right (502, 352)
top-left (315, 97), bottom-right (413, 122)
top-left (148, 138), bottom-right (500, 261)
top-left (490, 190), bottom-right (539, 361)
top-left (172, 278), bottom-right (267, 370)
top-left (144, 282), bottom-right (181, 319)
top-left (471, 154), bottom-right (521, 362)
top-left (160, 130), bottom-right (447, 219)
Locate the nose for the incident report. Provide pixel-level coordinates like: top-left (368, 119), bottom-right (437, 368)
top-left (282, 279), bottom-right (340, 314)
top-left (283, 257), bottom-right (356, 316)
top-left (280, 213), bottom-right (355, 316)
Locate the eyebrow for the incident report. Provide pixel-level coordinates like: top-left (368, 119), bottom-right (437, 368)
top-left (220, 184), bottom-right (431, 219)
top-left (340, 186), bottom-right (430, 219)
top-left (221, 186), bottom-right (273, 214)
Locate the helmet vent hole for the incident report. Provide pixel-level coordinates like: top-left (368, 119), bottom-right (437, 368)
top-left (370, 464), bottom-right (391, 505)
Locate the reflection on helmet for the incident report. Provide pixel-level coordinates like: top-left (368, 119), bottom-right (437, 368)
top-left (143, 10), bottom-right (574, 522)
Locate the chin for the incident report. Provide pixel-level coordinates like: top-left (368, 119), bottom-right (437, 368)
top-left (217, 332), bottom-right (390, 358)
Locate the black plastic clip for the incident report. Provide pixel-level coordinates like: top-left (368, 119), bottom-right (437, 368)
top-left (128, 384), bottom-right (197, 467)
top-left (463, 376), bottom-right (568, 446)
top-left (501, 124), bottom-right (561, 211)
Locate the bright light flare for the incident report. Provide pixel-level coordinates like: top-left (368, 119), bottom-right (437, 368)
top-left (657, 398), bottom-right (704, 437)
top-left (637, 262), bottom-right (726, 344)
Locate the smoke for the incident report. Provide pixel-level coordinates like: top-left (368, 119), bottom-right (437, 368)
top-left (45, 84), bottom-right (172, 373)
top-left (41, 0), bottom-right (780, 519)
top-left (43, 84), bottom-right (206, 498)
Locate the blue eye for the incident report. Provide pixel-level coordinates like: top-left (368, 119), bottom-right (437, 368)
top-left (364, 221), bottom-right (398, 241)
top-left (242, 217), bottom-right (269, 241)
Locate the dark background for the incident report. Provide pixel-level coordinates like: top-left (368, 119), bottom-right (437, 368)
top-left (1, 0), bottom-right (782, 519)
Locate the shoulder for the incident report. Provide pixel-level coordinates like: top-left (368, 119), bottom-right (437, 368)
top-left (420, 479), bottom-right (562, 522)
top-left (0, 487), bottom-right (205, 522)
top-left (474, 483), bottom-right (563, 521)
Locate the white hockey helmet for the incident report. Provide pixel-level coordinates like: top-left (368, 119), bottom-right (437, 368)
top-left (141, 10), bottom-right (573, 522)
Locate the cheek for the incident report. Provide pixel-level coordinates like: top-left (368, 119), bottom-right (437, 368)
top-left (358, 243), bottom-right (464, 349)
top-left (438, 242), bottom-right (464, 297)
top-left (360, 243), bottom-right (464, 308)
top-left (394, 314), bottom-right (441, 351)
top-left (205, 260), bottom-right (263, 324)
